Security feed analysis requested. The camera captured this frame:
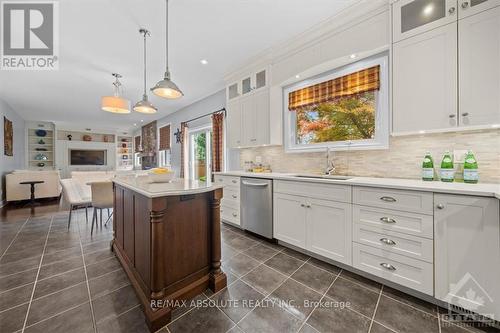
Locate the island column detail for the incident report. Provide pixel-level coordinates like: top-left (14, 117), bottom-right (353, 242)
top-left (112, 181), bottom-right (226, 331)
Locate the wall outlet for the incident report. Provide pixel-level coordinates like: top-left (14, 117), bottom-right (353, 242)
top-left (453, 150), bottom-right (468, 163)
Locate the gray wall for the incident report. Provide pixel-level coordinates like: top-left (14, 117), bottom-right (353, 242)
top-left (0, 98), bottom-right (25, 202)
top-left (136, 89), bottom-right (240, 176)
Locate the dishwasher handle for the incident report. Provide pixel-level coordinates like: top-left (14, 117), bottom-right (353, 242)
top-left (242, 181), bottom-right (269, 187)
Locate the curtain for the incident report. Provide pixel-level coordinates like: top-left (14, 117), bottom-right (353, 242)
top-left (158, 125), bottom-right (171, 151)
top-left (211, 112), bottom-right (224, 175)
top-left (288, 65), bottom-right (380, 111)
top-left (180, 122), bottom-right (188, 178)
top-left (134, 136), bottom-right (141, 152)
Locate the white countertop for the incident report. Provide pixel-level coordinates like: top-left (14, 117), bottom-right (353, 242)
top-left (113, 175), bottom-right (223, 198)
top-left (215, 171), bottom-right (500, 199)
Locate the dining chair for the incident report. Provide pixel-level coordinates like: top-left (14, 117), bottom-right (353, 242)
top-left (89, 181), bottom-right (113, 235)
top-left (60, 179), bottom-right (91, 229)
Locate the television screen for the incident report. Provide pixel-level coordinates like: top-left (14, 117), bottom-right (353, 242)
top-left (70, 150), bottom-right (106, 166)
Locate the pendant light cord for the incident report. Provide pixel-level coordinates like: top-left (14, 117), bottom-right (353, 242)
top-left (165, 0), bottom-right (169, 73)
top-left (143, 31), bottom-right (147, 96)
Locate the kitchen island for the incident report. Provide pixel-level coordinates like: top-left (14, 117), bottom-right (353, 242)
top-left (112, 176), bottom-right (227, 331)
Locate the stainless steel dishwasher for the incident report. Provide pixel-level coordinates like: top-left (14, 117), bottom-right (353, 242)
top-left (241, 177), bottom-right (273, 239)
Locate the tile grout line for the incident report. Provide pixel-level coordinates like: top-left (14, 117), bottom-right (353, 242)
top-left (0, 216), bottom-right (30, 260)
top-left (22, 299), bottom-right (91, 330)
top-left (368, 285), bottom-right (384, 333)
top-left (76, 209), bottom-right (98, 333)
top-left (295, 268), bottom-right (343, 333)
top-left (232, 257), bottom-right (311, 331)
top-left (21, 215), bottom-right (54, 333)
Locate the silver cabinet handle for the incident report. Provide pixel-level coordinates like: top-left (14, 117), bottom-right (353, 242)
top-left (380, 263), bottom-right (396, 271)
top-left (462, 112), bottom-right (469, 117)
top-left (232, 213), bottom-right (237, 217)
top-left (437, 204), bottom-right (444, 210)
top-left (462, 1), bottom-right (469, 9)
top-left (242, 181), bottom-right (268, 187)
top-left (306, 203), bottom-right (311, 208)
top-left (380, 196), bottom-right (396, 202)
top-left (250, 139), bottom-right (257, 142)
top-left (449, 114), bottom-right (456, 118)
top-left (448, 7), bottom-right (456, 14)
top-left (380, 217), bottom-right (396, 224)
top-left (300, 203), bottom-right (306, 207)
top-left (232, 194), bottom-right (237, 199)
top-left (380, 238), bottom-right (396, 246)
top-left (232, 180), bottom-right (237, 183)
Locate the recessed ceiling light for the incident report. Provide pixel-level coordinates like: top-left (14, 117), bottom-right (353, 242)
top-left (200, 59), bottom-right (208, 65)
top-left (350, 54), bottom-right (357, 59)
top-left (141, 119), bottom-right (144, 122)
top-left (295, 74), bottom-right (300, 79)
top-left (133, 123), bottom-right (137, 126)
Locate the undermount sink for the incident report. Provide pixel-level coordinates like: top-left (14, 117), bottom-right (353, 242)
top-left (292, 174), bottom-right (352, 180)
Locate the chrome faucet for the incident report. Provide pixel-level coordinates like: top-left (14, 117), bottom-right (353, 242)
top-left (325, 147), bottom-right (336, 175)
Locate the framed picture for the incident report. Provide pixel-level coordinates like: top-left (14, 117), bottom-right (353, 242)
top-left (4, 117), bottom-right (13, 156)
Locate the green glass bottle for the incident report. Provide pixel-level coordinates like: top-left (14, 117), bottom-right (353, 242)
top-left (463, 150), bottom-right (479, 184)
top-left (440, 151), bottom-right (455, 182)
top-left (422, 152), bottom-right (434, 181)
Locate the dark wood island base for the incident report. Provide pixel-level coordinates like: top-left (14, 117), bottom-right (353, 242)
top-left (112, 181), bottom-right (227, 332)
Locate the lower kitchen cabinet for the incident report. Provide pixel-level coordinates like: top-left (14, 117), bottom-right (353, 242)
top-left (273, 193), bottom-right (307, 248)
top-left (273, 192), bottom-right (352, 265)
top-left (434, 194), bottom-right (500, 320)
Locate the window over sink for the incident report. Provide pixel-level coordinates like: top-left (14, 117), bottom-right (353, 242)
top-left (283, 53), bottom-right (389, 152)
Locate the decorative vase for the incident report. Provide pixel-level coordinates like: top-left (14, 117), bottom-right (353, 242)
top-left (35, 129), bottom-right (47, 137)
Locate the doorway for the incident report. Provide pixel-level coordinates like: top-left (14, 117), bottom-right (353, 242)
top-left (188, 125), bottom-right (212, 181)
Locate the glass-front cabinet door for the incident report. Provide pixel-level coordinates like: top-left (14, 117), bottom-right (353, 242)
top-left (393, 0), bottom-right (458, 42)
top-left (227, 83), bottom-right (239, 100)
top-left (458, 0), bottom-right (500, 19)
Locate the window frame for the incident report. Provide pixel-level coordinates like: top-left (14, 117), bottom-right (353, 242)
top-left (283, 53), bottom-right (389, 153)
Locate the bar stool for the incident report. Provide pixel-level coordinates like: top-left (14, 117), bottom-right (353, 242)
top-left (89, 181), bottom-right (113, 235)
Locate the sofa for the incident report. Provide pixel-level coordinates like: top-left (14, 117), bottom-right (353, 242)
top-left (6, 170), bottom-right (62, 202)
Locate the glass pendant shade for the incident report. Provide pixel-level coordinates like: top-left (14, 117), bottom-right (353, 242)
top-left (101, 74), bottom-right (131, 114)
top-left (134, 94), bottom-right (157, 114)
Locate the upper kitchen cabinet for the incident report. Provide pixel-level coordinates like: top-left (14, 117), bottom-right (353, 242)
top-left (393, 23), bottom-right (458, 133)
top-left (458, 0), bottom-right (500, 18)
top-left (459, 5), bottom-right (500, 126)
top-left (225, 66), bottom-right (275, 148)
top-left (393, 0), bottom-right (458, 42)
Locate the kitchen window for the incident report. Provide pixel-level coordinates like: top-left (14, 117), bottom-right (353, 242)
top-left (283, 53), bottom-right (389, 152)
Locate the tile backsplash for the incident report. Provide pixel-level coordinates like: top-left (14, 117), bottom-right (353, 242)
top-left (239, 129), bottom-right (500, 183)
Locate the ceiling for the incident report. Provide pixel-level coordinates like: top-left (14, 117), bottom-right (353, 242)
top-left (0, 0), bottom-right (356, 132)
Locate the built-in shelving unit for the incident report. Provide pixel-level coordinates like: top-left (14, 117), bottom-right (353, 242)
top-left (26, 122), bottom-right (55, 170)
top-left (116, 136), bottom-right (133, 170)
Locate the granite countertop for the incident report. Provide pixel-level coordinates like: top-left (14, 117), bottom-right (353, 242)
top-left (214, 171), bottom-right (500, 199)
top-left (113, 175), bottom-right (223, 198)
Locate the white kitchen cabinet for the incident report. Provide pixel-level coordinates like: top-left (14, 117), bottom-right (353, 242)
top-left (273, 184), bottom-right (352, 265)
top-left (227, 88), bottom-right (270, 148)
top-left (434, 194), bottom-right (500, 320)
top-left (393, 23), bottom-right (458, 133)
top-left (273, 193), bottom-right (307, 248)
top-left (226, 100), bottom-right (242, 148)
top-left (307, 198), bottom-right (352, 265)
top-left (393, 0), bottom-right (458, 42)
top-left (458, 5), bottom-right (500, 127)
top-left (458, 0), bottom-right (500, 19)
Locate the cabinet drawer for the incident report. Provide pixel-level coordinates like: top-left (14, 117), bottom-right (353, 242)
top-left (221, 205), bottom-right (240, 226)
top-left (223, 187), bottom-right (240, 202)
top-left (274, 180), bottom-right (351, 203)
top-left (353, 205), bottom-right (433, 239)
top-left (214, 175), bottom-right (240, 188)
top-left (353, 187), bottom-right (433, 215)
top-left (352, 243), bottom-right (433, 295)
top-left (353, 223), bottom-right (433, 263)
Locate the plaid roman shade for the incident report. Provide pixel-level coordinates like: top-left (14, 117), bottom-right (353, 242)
top-left (159, 125), bottom-right (171, 150)
top-left (134, 135), bottom-right (141, 151)
top-left (211, 112), bottom-right (224, 174)
top-left (288, 65), bottom-right (380, 111)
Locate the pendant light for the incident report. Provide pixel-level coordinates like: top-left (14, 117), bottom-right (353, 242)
top-left (101, 73), bottom-right (131, 114)
top-left (134, 29), bottom-right (158, 114)
top-left (151, 0), bottom-right (183, 99)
